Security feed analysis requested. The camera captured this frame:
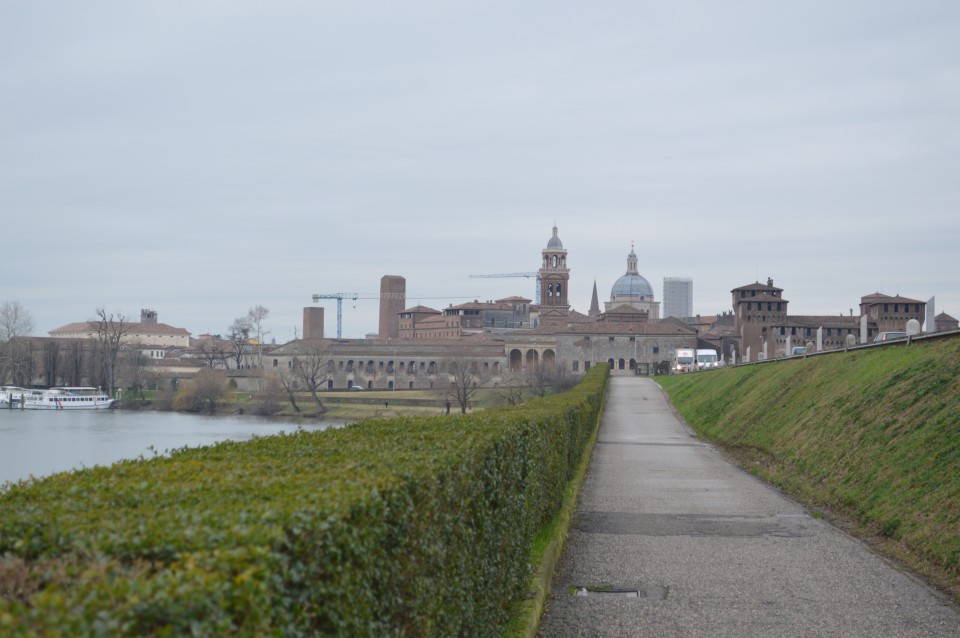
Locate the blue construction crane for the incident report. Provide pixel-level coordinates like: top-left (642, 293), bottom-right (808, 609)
top-left (311, 293), bottom-right (359, 339)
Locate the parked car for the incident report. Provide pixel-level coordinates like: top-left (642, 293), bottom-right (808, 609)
top-left (874, 332), bottom-right (907, 343)
top-left (349, 385), bottom-right (364, 391)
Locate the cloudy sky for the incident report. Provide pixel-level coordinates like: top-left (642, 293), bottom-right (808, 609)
top-left (2, 1), bottom-right (958, 341)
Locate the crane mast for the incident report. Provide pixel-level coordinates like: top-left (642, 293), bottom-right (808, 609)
top-left (311, 293), bottom-right (359, 339)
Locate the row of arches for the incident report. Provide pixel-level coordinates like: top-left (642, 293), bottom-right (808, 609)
top-left (509, 349), bottom-right (556, 371)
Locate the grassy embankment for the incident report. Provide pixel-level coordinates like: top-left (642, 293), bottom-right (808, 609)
top-left (656, 336), bottom-right (960, 600)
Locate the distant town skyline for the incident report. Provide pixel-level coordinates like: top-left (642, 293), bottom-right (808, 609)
top-left (2, 2), bottom-right (957, 341)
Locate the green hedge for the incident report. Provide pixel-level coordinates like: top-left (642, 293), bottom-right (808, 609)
top-left (0, 366), bottom-right (608, 636)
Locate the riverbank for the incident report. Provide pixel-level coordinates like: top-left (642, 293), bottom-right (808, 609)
top-left (114, 387), bottom-right (518, 422)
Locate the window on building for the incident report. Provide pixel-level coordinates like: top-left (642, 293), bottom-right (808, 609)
top-left (609, 336), bottom-right (615, 342)
top-left (653, 346), bottom-right (659, 354)
top-left (573, 361), bottom-right (579, 371)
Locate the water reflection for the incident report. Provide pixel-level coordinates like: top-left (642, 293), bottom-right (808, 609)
top-left (0, 409), bottom-right (341, 487)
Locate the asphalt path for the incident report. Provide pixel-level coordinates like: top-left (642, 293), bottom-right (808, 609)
top-left (537, 376), bottom-right (960, 637)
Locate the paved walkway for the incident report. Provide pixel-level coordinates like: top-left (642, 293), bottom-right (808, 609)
top-left (537, 376), bottom-right (960, 637)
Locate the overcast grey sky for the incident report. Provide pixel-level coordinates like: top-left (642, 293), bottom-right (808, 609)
top-left (2, 1), bottom-right (958, 341)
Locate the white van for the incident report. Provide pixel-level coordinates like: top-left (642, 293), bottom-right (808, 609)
top-left (696, 349), bottom-right (720, 368)
top-left (674, 349), bottom-right (695, 373)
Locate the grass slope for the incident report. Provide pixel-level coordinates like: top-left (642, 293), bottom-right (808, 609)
top-left (656, 337), bottom-right (960, 600)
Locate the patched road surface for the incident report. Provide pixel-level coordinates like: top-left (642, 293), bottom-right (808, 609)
top-left (537, 376), bottom-right (960, 637)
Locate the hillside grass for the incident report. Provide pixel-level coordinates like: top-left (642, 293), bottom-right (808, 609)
top-left (656, 337), bottom-right (960, 600)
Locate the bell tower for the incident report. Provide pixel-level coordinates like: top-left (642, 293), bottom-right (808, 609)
top-left (538, 225), bottom-right (570, 327)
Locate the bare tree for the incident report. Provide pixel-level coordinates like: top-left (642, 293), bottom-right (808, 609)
top-left (121, 341), bottom-right (150, 401)
top-left (0, 301), bottom-right (35, 385)
top-left (195, 335), bottom-right (228, 369)
top-left (247, 305), bottom-right (270, 369)
top-left (94, 308), bottom-right (130, 395)
top-left (444, 346), bottom-right (494, 415)
top-left (497, 373), bottom-right (529, 406)
top-left (532, 363), bottom-right (576, 397)
top-left (227, 317), bottom-right (252, 369)
top-left (0, 301), bottom-right (34, 342)
top-left (291, 340), bottom-right (331, 414)
top-left (274, 369), bottom-right (302, 413)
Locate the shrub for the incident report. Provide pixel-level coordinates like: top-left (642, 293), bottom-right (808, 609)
top-left (0, 366), bottom-right (609, 636)
top-left (172, 368), bottom-right (228, 414)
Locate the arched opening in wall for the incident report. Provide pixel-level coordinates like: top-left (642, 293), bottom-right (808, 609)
top-left (629, 359), bottom-right (637, 370)
top-left (526, 349), bottom-right (539, 369)
top-left (328, 380), bottom-right (333, 390)
top-left (618, 358), bottom-right (626, 370)
top-left (510, 349), bottom-right (523, 371)
top-left (367, 380), bottom-right (373, 389)
top-left (388, 381), bottom-right (394, 390)
top-left (607, 358), bottom-right (615, 368)
top-left (409, 381), bottom-right (414, 389)
top-left (542, 350), bottom-right (556, 371)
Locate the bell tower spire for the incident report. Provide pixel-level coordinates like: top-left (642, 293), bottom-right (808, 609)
top-left (538, 224), bottom-right (570, 327)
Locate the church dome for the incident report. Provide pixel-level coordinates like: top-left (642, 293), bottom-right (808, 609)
top-left (611, 272), bottom-right (654, 299)
top-left (610, 247), bottom-right (654, 300)
top-left (546, 225), bottom-right (563, 249)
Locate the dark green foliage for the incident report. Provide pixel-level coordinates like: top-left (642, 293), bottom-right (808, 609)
top-left (0, 366), bottom-right (608, 636)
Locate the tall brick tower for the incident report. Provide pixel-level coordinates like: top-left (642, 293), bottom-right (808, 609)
top-left (538, 225), bottom-right (570, 327)
top-left (379, 275), bottom-right (406, 340)
top-left (303, 307), bottom-right (325, 340)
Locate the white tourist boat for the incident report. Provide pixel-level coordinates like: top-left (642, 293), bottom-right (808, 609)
top-left (2, 387), bottom-right (114, 410)
top-left (1, 386), bottom-right (28, 408)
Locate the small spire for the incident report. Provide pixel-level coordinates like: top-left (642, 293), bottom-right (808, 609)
top-left (589, 280), bottom-right (600, 317)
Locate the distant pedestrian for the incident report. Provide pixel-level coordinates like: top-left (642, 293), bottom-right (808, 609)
top-left (445, 400), bottom-right (451, 415)
top-left (384, 401), bottom-right (389, 409)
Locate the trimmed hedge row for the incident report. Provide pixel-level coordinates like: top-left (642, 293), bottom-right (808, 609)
top-left (0, 366), bottom-right (608, 636)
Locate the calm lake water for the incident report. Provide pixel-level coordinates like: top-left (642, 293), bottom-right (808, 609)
top-left (0, 409), bottom-right (340, 488)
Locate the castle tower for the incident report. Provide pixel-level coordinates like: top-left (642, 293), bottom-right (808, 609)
top-left (378, 275), bottom-right (406, 340)
top-left (537, 225), bottom-right (570, 327)
top-left (303, 307), bottom-right (325, 340)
